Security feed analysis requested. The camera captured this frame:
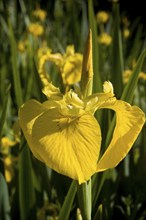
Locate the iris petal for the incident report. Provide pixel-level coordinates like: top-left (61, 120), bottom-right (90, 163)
top-left (19, 99), bottom-right (47, 162)
top-left (30, 108), bottom-right (101, 184)
top-left (96, 100), bottom-right (145, 171)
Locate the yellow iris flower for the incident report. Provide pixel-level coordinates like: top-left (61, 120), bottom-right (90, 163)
top-left (19, 32), bottom-right (145, 184)
top-left (19, 81), bottom-right (145, 184)
top-left (38, 45), bottom-right (83, 86)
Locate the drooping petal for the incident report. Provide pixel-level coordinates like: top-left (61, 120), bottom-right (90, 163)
top-left (31, 109), bottom-right (101, 184)
top-left (96, 99), bottom-right (145, 171)
top-left (18, 99), bottom-right (47, 162)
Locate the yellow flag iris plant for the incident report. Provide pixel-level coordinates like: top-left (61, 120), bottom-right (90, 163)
top-left (18, 32), bottom-right (145, 185)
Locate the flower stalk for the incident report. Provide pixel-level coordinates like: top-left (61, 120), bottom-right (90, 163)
top-left (77, 180), bottom-right (92, 220)
top-left (78, 30), bottom-right (93, 220)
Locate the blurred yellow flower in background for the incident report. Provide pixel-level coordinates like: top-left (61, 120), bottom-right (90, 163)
top-left (0, 137), bottom-right (18, 182)
top-left (123, 69), bottom-right (146, 83)
top-left (123, 69), bottom-right (132, 84)
top-left (38, 45), bottom-right (83, 86)
top-left (98, 33), bottom-right (112, 45)
top-left (123, 28), bottom-right (130, 38)
top-left (18, 40), bottom-right (28, 53)
top-left (3, 156), bottom-right (15, 183)
top-left (28, 23), bottom-right (44, 37)
top-left (1, 137), bottom-right (16, 154)
top-left (139, 72), bottom-right (146, 81)
top-left (60, 51), bottom-right (83, 85)
top-left (96, 11), bottom-right (109, 23)
top-left (32, 9), bottom-right (47, 21)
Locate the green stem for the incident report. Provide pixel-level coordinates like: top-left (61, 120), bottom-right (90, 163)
top-left (77, 179), bottom-right (92, 220)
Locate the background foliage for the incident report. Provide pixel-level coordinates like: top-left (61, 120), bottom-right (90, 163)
top-left (0, 0), bottom-right (146, 219)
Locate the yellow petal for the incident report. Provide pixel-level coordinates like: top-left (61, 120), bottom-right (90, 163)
top-left (31, 109), bottom-right (101, 184)
top-left (64, 90), bottom-right (84, 108)
top-left (62, 53), bottom-right (83, 85)
top-left (18, 99), bottom-right (47, 162)
top-left (65, 45), bottom-right (75, 56)
top-left (96, 100), bottom-right (145, 171)
top-left (42, 82), bottom-right (63, 100)
top-left (85, 92), bottom-right (115, 113)
top-left (103, 81), bottom-right (114, 94)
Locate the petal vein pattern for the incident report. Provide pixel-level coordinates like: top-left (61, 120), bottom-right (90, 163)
top-left (19, 99), bottom-right (101, 184)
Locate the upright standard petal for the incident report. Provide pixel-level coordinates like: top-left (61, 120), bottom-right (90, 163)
top-left (96, 100), bottom-right (145, 171)
top-left (31, 108), bottom-right (101, 184)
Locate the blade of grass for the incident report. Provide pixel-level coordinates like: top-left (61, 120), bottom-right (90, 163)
top-left (0, 173), bottom-right (11, 220)
top-left (58, 180), bottom-right (77, 220)
top-left (8, 21), bottom-right (36, 220)
top-left (111, 2), bottom-right (124, 98)
top-left (79, 0), bottom-right (88, 51)
top-left (8, 19), bottom-right (23, 108)
top-left (88, 0), bottom-right (102, 122)
top-left (0, 85), bottom-right (11, 139)
top-left (94, 204), bottom-right (102, 220)
top-left (127, 23), bottom-right (143, 66)
top-left (19, 0), bottom-right (30, 26)
top-left (19, 140), bottom-right (36, 220)
top-left (92, 172), bottom-right (107, 209)
top-left (88, 0), bottom-right (102, 92)
top-left (121, 49), bottom-right (146, 102)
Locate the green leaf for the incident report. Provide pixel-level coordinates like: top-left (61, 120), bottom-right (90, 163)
top-left (88, 0), bottom-right (102, 122)
top-left (88, 0), bottom-right (102, 93)
top-left (92, 172), bottom-right (107, 208)
top-left (8, 19), bottom-right (23, 108)
top-left (19, 0), bottom-right (30, 26)
top-left (121, 49), bottom-right (146, 102)
top-left (111, 3), bottom-right (124, 98)
top-left (126, 21), bottom-right (143, 66)
top-left (0, 173), bottom-right (11, 220)
top-left (0, 85), bottom-right (10, 139)
top-left (94, 204), bottom-right (102, 220)
top-left (19, 141), bottom-right (36, 220)
top-left (59, 180), bottom-right (77, 220)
